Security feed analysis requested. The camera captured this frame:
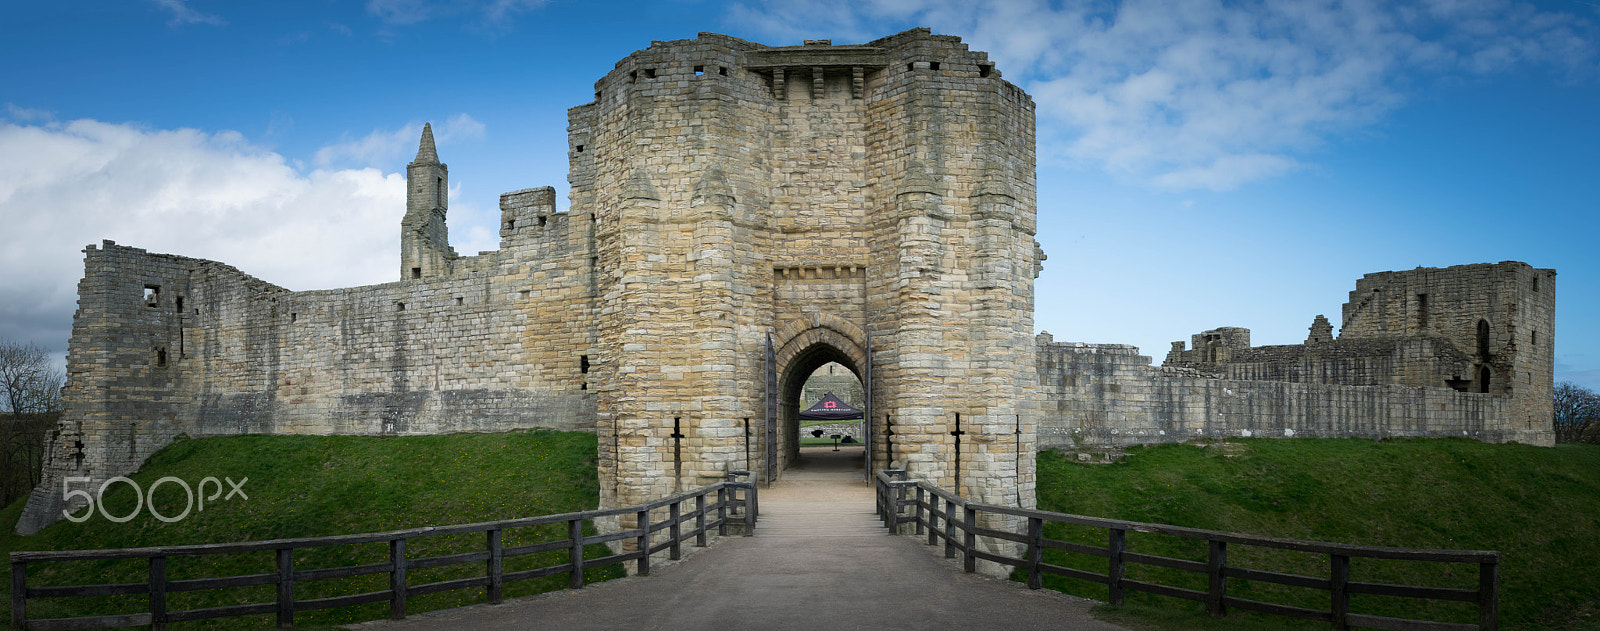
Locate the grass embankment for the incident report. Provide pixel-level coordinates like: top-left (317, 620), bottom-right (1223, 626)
top-left (0, 430), bottom-right (623, 630)
top-left (1032, 438), bottom-right (1600, 631)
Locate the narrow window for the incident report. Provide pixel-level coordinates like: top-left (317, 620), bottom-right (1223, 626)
top-left (694, 65), bottom-right (705, 75)
top-left (576, 144), bottom-right (585, 152)
top-left (906, 62), bottom-right (915, 72)
top-left (629, 70), bottom-right (638, 82)
top-left (1477, 320), bottom-right (1491, 359)
top-left (411, 267), bottom-right (422, 279)
top-left (291, 312), bottom-right (297, 323)
top-left (436, 177), bottom-right (443, 206)
top-left (1533, 276), bottom-right (1540, 292)
top-left (719, 67), bottom-right (728, 76)
top-left (1531, 330), bottom-right (1538, 346)
top-left (930, 61), bottom-right (941, 71)
top-left (396, 302), bottom-right (405, 311)
top-left (644, 68), bottom-right (655, 79)
top-left (595, 90), bottom-right (602, 101)
top-left (506, 219), bottom-right (516, 230)
top-left (979, 64), bottom-right (992, 78)
top-left (539, 216), bottom-right (548, 227)
top-left (155, 348), bottom-right (167, 367)
top-left (144, 285), bottom-right (160, 307)
top-left (519, 289), bottom-right (530, 299)
top-left (580, 355), bottom-right (590, 374)
top-left (175, 296), bottom-right (184, 312)
top-left (1478, 366), bottom-right (1492, 393)
top-left (1416, 294), bottom-right (1428, 330)
top-left (455, 297), bottom-right (464, 306)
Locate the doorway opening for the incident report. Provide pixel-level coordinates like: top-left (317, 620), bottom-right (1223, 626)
top-left (777, 346), bottom-right (866, 478)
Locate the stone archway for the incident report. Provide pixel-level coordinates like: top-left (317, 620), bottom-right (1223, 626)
top-left (771, 314), bottom-right (870, 479)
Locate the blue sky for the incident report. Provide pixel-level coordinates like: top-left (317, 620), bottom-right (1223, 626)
top-left (1, 0), bottom-right (1597, 389)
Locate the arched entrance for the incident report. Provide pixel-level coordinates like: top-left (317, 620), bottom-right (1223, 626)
top-left (768, 315), bottom-right (872, 482)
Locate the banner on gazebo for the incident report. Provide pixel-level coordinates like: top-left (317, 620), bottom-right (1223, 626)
top-left (799, 392), bottom-right (863, 421)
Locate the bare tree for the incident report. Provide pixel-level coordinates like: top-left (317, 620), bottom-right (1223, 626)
top-left (0, 340), bottom-right (63, 504)
top-left (1553, 381), bottom-right (1600, 444)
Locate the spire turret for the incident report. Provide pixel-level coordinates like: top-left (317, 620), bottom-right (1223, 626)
top-left (413, 123), bottom-right (439, 165)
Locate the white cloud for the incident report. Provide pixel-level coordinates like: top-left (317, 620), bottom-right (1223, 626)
top-left (0, 118), bottom-right (409, 354)
top-left (146, 0), bottom-right (225, 27)
top-left (727, 0), bottom-right (1598, 190)
top-left (313, 114), bottom-right (486, 168)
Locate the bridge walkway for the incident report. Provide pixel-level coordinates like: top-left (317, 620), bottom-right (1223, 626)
top-left (348, 447), bottom-right (1129, 630)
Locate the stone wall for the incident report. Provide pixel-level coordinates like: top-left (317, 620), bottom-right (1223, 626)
top-left (1039, 340), bottom-right (1551, 451)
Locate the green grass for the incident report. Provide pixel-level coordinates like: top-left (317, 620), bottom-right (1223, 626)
top-left (0, 430), bottom-right (624, 630)
top-left (1029, 438), bottom-right (1600, 631)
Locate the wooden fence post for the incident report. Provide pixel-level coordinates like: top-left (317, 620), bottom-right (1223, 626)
top-left (696, 493), bottom-right (708, 547)
top-left (915, 487), bottom-right (927, 537)
top-left (944, 498), bottom-right (957, 559)
top-left (568, 518), bottom-right (585, 589)
top-left (1027, 516), bottom-right (1044, 590)
top-left (669, 501), bottom-right (682, 561)
top-left (487, 529), bottom-right (504, 604)
top-left (745, 486), bottom-right (756, 534)
top-left (636, 509), bottom-right (652, 576)
top-left (1207, 540), bottom-right (1227, 618)
top-left (389, 538), bottom-right (408, 620)
top-left (963, 505), bottom-right (977, 573)
top-left (717, 487), bottom-right (728, 536)
top-left (275, 548), bottom-right (294, 628)
top-left (1108, 529), bottom-right (1126, 606)
top-left (149, 556), bottom-right (167, 631)
top-left (11, 560), bottom-right (25, 630)
top-left (1330, 554), bottom-right (1349, 631)
top-left (1480, 559), bottom-right (1500, 631)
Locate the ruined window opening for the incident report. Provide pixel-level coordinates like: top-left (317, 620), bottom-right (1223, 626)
top-left (144, 285), bottom-right (160, 308)
top-left (576, 144), bottom-right (585, 152)
top-left (979, 64), bottom-right (992, 78)
top-left (155, 348), bottom-right (167, 367)
top-left (539, 216), bottom-right (548, 227)
top-left (595, 90), bottom-right (602, 101)
top-left (519, 290), bottom-right (530, 299)
top-left (629, 70), bottom-right (638, 82)
top-left (1416, 294), bottom-right (1428, 330)
top-left (930, 61), bottom-right (941, 71)
top-left (580, 355), bottom-right (590, 374)
top-left (455, 297), bottom-right (464, 306)
top-left (435, 177), bottom-right (443, 207)
top-left (1478, 366), bottom-right (1491, 393)
top-left (1477, 320), bottom-right (1490, 359)
top-left (906, 62), bottom-right (915, 72)
top-left (644, 68), bottom-right (655, 79)
top-left (175, 296), bottom-right (184, 312)
top-left (291, 312), bottom-right (297, 323)
top-left (1533, 276), bottom-right (1540, 292)
top-left (411, 267), bottom-right (422, 279)
top-left (719, 67), bottom-right (728, 76)
top-left (1532, 330), bottom-right (1538, 346)
top-left (694, 65), bottom-right (705, 75)
top-left (396, 302), bottom-right (405, 311)
top-left (506, 219), bottom-right (516, 230)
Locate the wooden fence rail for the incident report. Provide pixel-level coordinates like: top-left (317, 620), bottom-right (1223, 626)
top-left (875, 470), bottom-right (1498, 631)
top-left (10, 472), bottom-right (757, 630)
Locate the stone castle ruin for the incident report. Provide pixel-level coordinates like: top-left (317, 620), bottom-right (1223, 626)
top-left (18, 29), bottom-right (1553, 535)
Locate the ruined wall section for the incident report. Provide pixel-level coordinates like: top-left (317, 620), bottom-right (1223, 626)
top-left (23, 205), bottom-right (598, 533)
top-left (1340, 262), bottom-right (1554, 428)
top-left (1038, 338), bottom-right (1551, 451)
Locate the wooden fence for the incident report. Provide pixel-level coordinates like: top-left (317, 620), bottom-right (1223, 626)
top-left (875, 470), bottom-right (1498, 631)
top-left (10, 472), bottom-right (757, 630)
